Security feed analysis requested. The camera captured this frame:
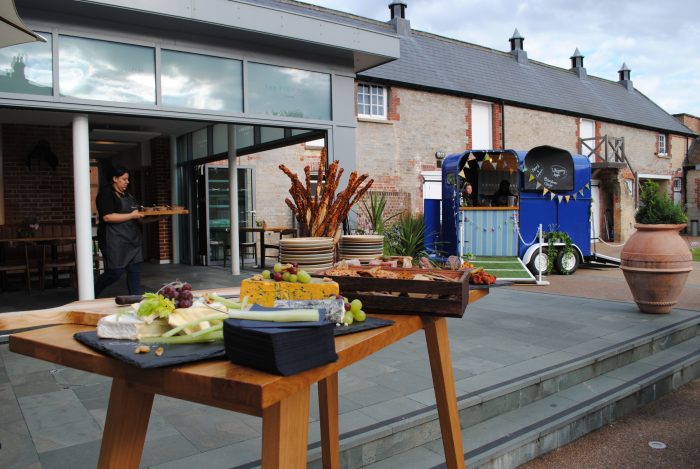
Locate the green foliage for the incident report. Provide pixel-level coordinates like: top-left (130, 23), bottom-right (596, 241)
top-left (635, 180), bottom-right (687, 224)
top-left (360, 192), bottom-right (399, 234)
top-left (544, 226), bottom-right (574, 274)
top-left (384, 212), bottom-right (427, 261)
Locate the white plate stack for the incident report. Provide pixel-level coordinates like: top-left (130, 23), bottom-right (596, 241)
top-left (279, 237), bottom-right (335, 272)
top-left (338, 235), bottom-right (384, 261)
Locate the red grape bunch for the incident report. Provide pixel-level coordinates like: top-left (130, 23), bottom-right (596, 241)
top-left (158, 281), bottom-right (193, 308)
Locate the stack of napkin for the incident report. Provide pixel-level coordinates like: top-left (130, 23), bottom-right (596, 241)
top-left (223, 314), bottom-right (337, 376)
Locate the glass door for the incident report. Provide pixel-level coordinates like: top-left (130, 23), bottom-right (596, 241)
top-left (205, 163), bottom-right (254, 265)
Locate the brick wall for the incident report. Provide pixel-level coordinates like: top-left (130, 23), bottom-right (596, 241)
top-left (149, 137), bottom-right (171, 262)
top-left (492, 103), bottom-right (503, 150)
top-left (354, 190), bottom-right (410, 234)
top-left (2, 124), bottom-right (75, 225)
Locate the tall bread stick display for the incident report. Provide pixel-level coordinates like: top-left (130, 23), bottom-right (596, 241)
top-left (280, 148), bottom-right (373, 240)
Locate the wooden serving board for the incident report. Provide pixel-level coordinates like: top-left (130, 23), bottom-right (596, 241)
top-left (314, 267), bottom-right (471, 318)
top-left (140, 209), bottom-right (189, 216)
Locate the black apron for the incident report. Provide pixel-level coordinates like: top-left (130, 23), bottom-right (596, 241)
top-left (102, 194), bottom-right (143, 269)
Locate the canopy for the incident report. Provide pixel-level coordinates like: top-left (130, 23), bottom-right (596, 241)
top-left (0, 0), bottom-right (45, 48)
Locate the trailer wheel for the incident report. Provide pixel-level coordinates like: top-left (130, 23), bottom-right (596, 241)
top-left (527, 249), bottom-right (549, 275)
top-left (555, 250), bottom-right (579, 275)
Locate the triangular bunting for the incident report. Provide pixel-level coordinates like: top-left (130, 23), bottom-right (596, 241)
top-left (557, 195), bottom-right (563, 203)
top-left (543, 188), bottom-right (549, 195)
top-left (585, 183), bottom-right (590, 189)
top-left (529, 174), bottom-right (535, 182)
top-left (579, 189), bottom-right (584, 196)
top-left (573, 193), bottom-right (578, 200)
top-left (565, 195), bottom-right (571, 203)
top-left (468, 153), bottom-right (476, 161)
top-left (522, 165), bottom-right (528, 172)
top-left (484, 153), bottom-right (490, 161)
top-left (550, 192), bottom-right (556, 200)
top-left (536, 181), bottom-right (542, 189)
top-left (477, 161), bottom-right (483, 169)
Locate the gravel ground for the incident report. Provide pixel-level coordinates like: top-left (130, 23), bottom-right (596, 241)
top-left (520, 379), bottom-right (700, 469)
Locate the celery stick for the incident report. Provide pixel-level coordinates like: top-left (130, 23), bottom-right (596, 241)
top-left (209, 294), bottom-right (244, 310)
top-left (140, 331), bottom-right (224, 344)
top-left (163, 313), bottom-right (229, 338)
top-left (227, 308), bottom-right (319, 322)
top-left (190, 323), bottom-right (223, 339)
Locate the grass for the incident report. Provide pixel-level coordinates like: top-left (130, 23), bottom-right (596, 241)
top-left (466, 256), bottom-right (534, 280)
top-left (692, 248), bottom-right (700, 262)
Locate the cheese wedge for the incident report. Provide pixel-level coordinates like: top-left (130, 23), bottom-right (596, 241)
top-left (97, 313), bottom-right (170, 340)
top-left (240, 278), bottom-right (340, 307)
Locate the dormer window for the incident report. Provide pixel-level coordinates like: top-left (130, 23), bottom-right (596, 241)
top-left (657, 134), bottom-right (668, 156)
top-left (357, 83), bottom-right (387, 119)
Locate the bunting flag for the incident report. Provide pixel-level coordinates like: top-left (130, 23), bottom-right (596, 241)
top-left (579, 189), bottom-right (584, 196)
top-left (522, 165), bottom-right (528, 172)
top-left (550, 192), bottom-right (556, 200)
top-left (585, 183), bottom-right (590, 190)
top-left (498, 154), bottom-right (503, 161)
top-left (484, 154), bottom-right (491, 162)
top-left (543, 188), bottom-right (549, 195)
top-left (565, 195), bottom-right (571, 203)
top-left (557, 195), bottom-right (563, 203)
top-left (529, 174), bottom-right (535, 182)
top-left (573, 193), bottom-right (578, 200)
top-left (477, 161), bottom-right (484, 169)
top-left (467, 153), bottom-right (476, 161)
top-left (536, 181), bottom-right (542, 189)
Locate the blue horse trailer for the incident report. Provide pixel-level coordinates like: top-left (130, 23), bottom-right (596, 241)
top-left (433, 145), bottom-right (612, 275)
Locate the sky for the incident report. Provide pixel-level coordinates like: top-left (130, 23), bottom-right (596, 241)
top-left (307, 0), bottom-right (700, 118)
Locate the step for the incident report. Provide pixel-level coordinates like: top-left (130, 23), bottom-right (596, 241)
top-left (299, 313), bottom-right (700, 469)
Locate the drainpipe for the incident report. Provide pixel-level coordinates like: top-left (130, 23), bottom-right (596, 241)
top-left (73, 114), bottom-right (94, 299)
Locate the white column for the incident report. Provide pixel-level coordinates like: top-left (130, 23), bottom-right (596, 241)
top-left (228, 125), bottom-right (240, 275)
top-left (170, 135), bottom-right (180, 264)
top-left (73, 115), bottom-right (94, 299)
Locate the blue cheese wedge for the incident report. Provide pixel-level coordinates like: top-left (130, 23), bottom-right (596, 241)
top-left (97, 313), bottom-right (170, 340)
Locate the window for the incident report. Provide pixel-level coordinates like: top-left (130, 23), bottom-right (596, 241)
top-left (657, 134), bottom-right (667, 155)
top-left (0, 32), bottom-right (52, 96)
top-left (357, 83), bottom-right (386, 119)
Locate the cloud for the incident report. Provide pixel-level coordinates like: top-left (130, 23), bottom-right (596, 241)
top-left (310, 0), bottom-right (700, 116)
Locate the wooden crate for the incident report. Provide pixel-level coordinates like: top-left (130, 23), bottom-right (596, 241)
top-left (314, 267), bottom-right (470, 318)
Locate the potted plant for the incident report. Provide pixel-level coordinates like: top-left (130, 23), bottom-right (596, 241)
top-left (620, 180), bottom-right (692, 313)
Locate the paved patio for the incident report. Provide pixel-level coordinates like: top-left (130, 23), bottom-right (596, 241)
top-left (0, 246), bottom-right (698, 468)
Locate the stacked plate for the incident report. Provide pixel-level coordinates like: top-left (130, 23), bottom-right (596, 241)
top-left (338, 235), bottom-right (384, 261)
top-left (280, 237), bottom-right (334, 272)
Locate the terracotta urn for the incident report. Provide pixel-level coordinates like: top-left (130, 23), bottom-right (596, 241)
top-left (620, 224), bottom-right (692, 313)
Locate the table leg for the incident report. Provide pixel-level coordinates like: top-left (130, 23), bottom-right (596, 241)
top-left (98, 378), bottom-right (154, 469)
top-left (319, 373), bottom-right (340, 469)
top-left (262, 385), bottom-right (310, 469)
top-left (423, 317), bottom-right (466, 469)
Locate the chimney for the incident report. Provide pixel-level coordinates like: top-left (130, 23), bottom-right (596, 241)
top-left (570, 48), bottom-right (586, 79)
top-left (388, 1), bottom-right (410, 35)
top-left (618, 62), bottom-right (633, 91)
top-left (509, 28), bottom-right (528, 64)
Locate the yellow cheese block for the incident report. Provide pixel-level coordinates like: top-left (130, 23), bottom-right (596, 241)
top-left (240, 278), bottom-right (340, 307)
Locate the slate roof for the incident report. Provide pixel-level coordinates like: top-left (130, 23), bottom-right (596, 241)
top-left (359, 30), bottom-right (694, 135)
top-left (264, 1), bottom-right (694, 135)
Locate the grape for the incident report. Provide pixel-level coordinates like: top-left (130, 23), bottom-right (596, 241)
top-left (350, 299), bottom-right (362, 314)
top-left (288, 266), bottom-right (298, 275)
top-left (180, 283), bottom-right (192, 291)
top-left (162, 286), bottom-right (176, 299)
top-left (272, 272), bottom-right (283, 282)
top-left (288, 274), bottom-right (298, 283)
top-left (343, 311), bottom-right (354, 325)
top-left (282, 272), bottom-right (291, 281)
top-left (273, 263), bottom-right (283, 273)
top-left (297, 271), bottom-right (311, 284)
top-left (178, 299), bottom-right (192, 308)
top-left (353, 310), bottom-right (366, 322)
top-left (261, 270), bottom-right (271, 279)
top-left (344, 302), bottom-right (351, 311)
top-left (290, 261), bottom-right (298, 268)
top-left (179, 290), bottom-right (193, 301)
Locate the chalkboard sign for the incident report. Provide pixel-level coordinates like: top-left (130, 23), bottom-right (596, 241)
top-left (523, 146), bottom-right (574, 192)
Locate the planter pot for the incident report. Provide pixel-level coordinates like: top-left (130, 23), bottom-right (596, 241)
top-left (620, 224), bottom-right (692, 314)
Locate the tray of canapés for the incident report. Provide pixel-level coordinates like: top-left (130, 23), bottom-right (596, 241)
top-left (139, 205), bottom-right (189, 216)
top-left (311, 256), bottom-right (498, 318)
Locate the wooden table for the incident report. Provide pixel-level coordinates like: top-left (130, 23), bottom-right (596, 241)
top-left (239, 226), bottom-right (295, 269)
top-left (2, 287), bottom-right (489, 469)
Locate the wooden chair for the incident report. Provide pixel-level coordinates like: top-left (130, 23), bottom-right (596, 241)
top-left (92, 237), bottom-right (104, 276)
top-left (40, 240), bottom-right (77, 289)
top-left (0, 244), bottom-right (32, 292)
top-left (222, 229), bottom-right (258, 268)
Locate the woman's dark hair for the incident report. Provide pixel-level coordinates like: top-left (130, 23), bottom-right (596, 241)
top-left (109, 165), bottom-right (130, 180)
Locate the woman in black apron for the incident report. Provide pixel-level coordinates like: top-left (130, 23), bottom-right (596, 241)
top-left (94, 166), bottom-right (145, 296)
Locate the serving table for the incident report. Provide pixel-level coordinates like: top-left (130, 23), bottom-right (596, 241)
top-left (1, 286), bottom-right (489, 469)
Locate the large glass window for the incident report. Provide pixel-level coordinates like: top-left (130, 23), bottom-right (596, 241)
top-left (0, 32), bottom-right (52, 95)
top-left (58, 35), bottom-right (155, 104)
top-left (161, 50), bottom-right (242, 112)
top-left (248, 63), bottom-right (330, 120)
